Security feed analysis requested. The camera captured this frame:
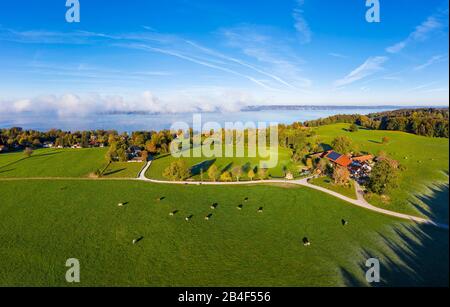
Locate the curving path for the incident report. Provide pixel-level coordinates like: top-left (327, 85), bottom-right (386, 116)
top-left (138, 161), bottom-right (449, 230)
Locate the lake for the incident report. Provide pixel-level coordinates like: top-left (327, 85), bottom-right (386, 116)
top-left (0, 107), bottom-right (400, 132)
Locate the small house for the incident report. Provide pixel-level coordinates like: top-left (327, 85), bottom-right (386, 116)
top-left (323, 151), bottom-right (352, 167)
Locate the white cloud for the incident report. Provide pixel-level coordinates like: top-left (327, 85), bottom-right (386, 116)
top-left (386, 15), bottom-right (445, 54)
top-left (334, 56), bottom-right (388, 88)
top-left (126, 44), bottom-right (277, 91)
top-left (221, 25), bottom-right (312, 90)
top-left (329, 53), bottom-right (348, 59)
top-left (414, 54), bottom-right (448, 71)
top-left (293, 0), bottom-right (312, 44)
top-left (0, 89), bottom-right (260, 117)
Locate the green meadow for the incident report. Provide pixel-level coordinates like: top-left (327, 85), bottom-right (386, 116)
top-left (309, 176), bottom-right (357, 200)
top-left (0, 180), bottom-right (447, 287)
top-left (102, 162), bottom-right (145, 178)
top-left (0, 124), bottom-right (448, 286)
top-left (0, 148), bottom-right (108, 178)
top-left (146, 145), bottom-right (294, 181)
top-left (314, 124), bottom-right (449, 221)
top-left (0, 148), bottom-right (143, 179)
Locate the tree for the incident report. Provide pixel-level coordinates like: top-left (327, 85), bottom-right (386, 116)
top-left (248, 169), bottom-right (256, 181)
top-left (333, 166), bottom-right (350, 185)
top-left (257, 168), bottom-right (268, 180)
top-left (220, 171), bottom-right (232, 182)
top-left (315, 158), bottom-right (330, 175)
top-left (305, 158), bottom-right (314, 170)
top-left (116, 148), bottom-right (128, 162)
top-left (332, 136), bottom-right (353, 154)
top-left (231, 165), bottom-right (243, 181)
top-left (368, 158), bottom-right (399, 194)
top-left (24, 147), bottom-right (33, 158)
top-left (163, 160), bottom-right (191, 181)
top-left (145, 141), bottom-right (158, 155)
top-left (32, 138), bottom-right (42, 147)
top-left (207, 165), bottom-right (219, 182)
top-left (348, 123), bottom-right (359, 132)
top-left (141, 150), bottom-right (149, 162)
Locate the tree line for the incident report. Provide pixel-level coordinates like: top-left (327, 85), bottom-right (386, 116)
top-left (303, 108), bottom-right (449, 138)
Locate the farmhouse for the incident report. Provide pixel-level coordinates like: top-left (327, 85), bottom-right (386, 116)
top-left (43, 142), bottom-right (54, 148)
top-left (323, 151), bottom-right (352, 167)
top-left (310, 151), bottom-right (375, 182)
top-left (128, 156), bottom-right (146, 163)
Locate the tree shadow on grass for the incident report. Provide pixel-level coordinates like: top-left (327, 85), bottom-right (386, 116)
top-left (190, 159), bottom-right (216, 176)
top-left (0, 151), bottom-right (63, 170)
top-left (33, 151), bottom-right (62, 158)
top-left (409, 183), bottom-right (449, 224)
top-left (339, 200), bottom-right (449, 287)
top-left (103, 168), bottom-right (126, 176)
top-left (368, 140), bottom-right (382, 144)
top-left (242, 162), bottom-right (252, 173)
top-left (0, 168), bottom-right (15, 174)
top-left (221, 162), bottom-right (233, 174)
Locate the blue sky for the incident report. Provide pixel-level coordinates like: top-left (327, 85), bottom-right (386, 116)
top-left (0, 0), bottom-right (448, 115)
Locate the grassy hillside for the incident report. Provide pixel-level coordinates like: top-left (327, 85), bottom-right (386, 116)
top-left (102, 162), bottom-right (144, 178)
top-left (0, 148), bottom-right (108, 178)
top-left (314, 124), bottom-right (449, 221)
top-left (146, 146), bottom-right (293, 181)
top-left (0, 179), bottom-right (447, 287)
top-left (310, 176), bottom-right (357, 200)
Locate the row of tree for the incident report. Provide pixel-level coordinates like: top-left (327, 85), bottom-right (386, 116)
top-left (304, 108), bottom-right (449, 138)
top-left (162, 160), bottom-right (270, 182)
top-left (0, 127), bottom-right (175, 155)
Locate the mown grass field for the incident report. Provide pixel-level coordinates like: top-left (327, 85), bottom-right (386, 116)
top-left (146, 146), bottom-right (293, 181)
top-left (0, 148), bottom-right (143, 179)
top-left (0, 148), bottom-right (108, 178)
top-left (0, 179), bottom-right (447, 287)
top-left (310, 176), bottom-right (357, 200)
top-left (314, 124), bottom-right (449, 221)
top-left (102, 162), bottom-right (144, 178)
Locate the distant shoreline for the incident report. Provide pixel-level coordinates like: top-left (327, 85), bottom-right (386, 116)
top-left (95, 105), bottom-right (449, 116)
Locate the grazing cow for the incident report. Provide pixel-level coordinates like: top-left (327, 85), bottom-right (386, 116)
top-left (133, 237), bottom-right (143, 244)
top-left (303, 237), bottom-right (311, 246)
top-left (185, 215), bottom-right (193, 221)
top-left (205, 214), bottom-right (213, 220)
top-left (237, 204), bottom-right (243, 210)
top-left (342, 219), bottom-right (348, 226)
top-left (244, 197), bottom-right (249, 202)
top-left (118, 203), bottom-right (124, 207)
top-left (258, 207), bottom-right (264, 213)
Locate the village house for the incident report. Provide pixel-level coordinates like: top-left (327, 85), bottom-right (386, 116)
top-left (309, 151), bottom-right (375, 183)
top-left (43, 142), bottom-right (54, 148)
top-left (322, 150), bottom-right (352, 167)
top-left (127, 156), bottom-right (147, 163)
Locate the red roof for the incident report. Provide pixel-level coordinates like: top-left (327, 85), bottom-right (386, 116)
top-left (353, 155), bottom-right (374, 162)
top-left (324, 151), bottom-right (352, 167)
top-left (335, 155), bottom-right (352, 167)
